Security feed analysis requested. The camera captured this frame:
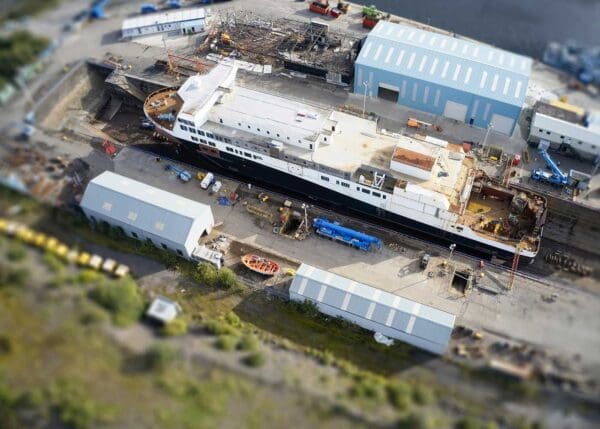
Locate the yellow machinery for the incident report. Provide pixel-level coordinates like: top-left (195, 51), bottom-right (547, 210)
top-left (77, 252), bottom-right (91, 266)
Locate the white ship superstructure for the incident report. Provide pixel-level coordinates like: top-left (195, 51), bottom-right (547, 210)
top-left (144, 64), bottom-right (546, 262)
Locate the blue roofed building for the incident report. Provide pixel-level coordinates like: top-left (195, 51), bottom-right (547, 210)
top-left (354, 21), bottom-right (532, 135)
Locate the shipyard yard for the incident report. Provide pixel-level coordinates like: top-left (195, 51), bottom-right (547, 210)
top-left (0, 1), bottom-right (599, 428)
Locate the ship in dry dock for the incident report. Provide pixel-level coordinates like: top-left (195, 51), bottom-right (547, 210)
top-left (143, 63), bottom-right (547, 263)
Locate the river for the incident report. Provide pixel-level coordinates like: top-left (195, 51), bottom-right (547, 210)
top-left (351, 0), bottom-right (600, 58)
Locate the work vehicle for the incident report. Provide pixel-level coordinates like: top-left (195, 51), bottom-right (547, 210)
top-left (140, 4), bottom-right (158, 14)
top-left (309, 1), bottom-right (330, 15)
top-left (211, 180), bottom-right (222, 193)
top-left (200, 172), bottom-right (215, 189)
top-left (313, 217), bottom-right (382, 252)
top-left (530, 147), bottom-right (571, 187)
top-left (165, 164), bottom-right (192, 182)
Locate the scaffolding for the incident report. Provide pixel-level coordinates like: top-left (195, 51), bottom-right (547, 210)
top-left (200, 10), bottom-right (359, 80)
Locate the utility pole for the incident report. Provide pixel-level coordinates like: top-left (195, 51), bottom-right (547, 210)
top-left (362, 81), bottom-right (369, 118)
top-left (482, 123), bottom-right (493, 150)
top-left (508, 243), bottom-right (521, 289)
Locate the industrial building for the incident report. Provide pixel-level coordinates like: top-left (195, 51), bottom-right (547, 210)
top-left (121, 8), bottom-right (205, 39)
top-left (529, 101), bottom-right (600, 162)
top-left (289, 264), bottom-right (456, 355)
top-left (80, 171), bottom-right (214, 259)
top-left (354, 21), bottom-right (532, 135)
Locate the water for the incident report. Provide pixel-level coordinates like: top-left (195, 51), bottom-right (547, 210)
top-left (352, 0), bottom-right (600, 58)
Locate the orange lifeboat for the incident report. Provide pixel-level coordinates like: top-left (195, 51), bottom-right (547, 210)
top-left (241, 254), bottom-right (280, 276)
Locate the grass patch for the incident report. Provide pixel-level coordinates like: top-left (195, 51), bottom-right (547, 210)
top-left (386, 380), bottom-right (413, 411)
top-left (205, 319), bottom-right (239, 336)
top-left (88, 277), bottom-right (144, 326)
top-left (242, 351), bottom-right (266, 368)
top-left (397, 412), bottom-right (435, 429)
top-left (143, 344), bottom-right (179, 373)
top-left (1, 0), bottom-right (62, 22)
top-left (6, 242), bottom-right (26, 262)
top-left (161, 318), bottom-right (188, 336)
top-left (43, 251), bottom-right (65, 273)
top-left (236, 333), bottom-right (260, 352)
top-left (193, 263), bottom-right (245, 292)
top-left (214, 334), bottom-right (239, 351)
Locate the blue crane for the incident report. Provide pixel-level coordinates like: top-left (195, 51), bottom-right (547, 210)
top-left (313, 217), bottom-right (382, 252)
top-left (531, 148), bottom-right (570, 187)
top-left (165, 164), bottom-right (192, 182)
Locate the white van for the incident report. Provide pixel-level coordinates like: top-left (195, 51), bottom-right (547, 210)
top-left (211, 180), bottom-right (222, 193)
top-left (200, 172), bottom-right (214, 189)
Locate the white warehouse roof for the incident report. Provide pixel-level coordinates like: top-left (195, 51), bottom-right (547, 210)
top-left (122, 8), bottom-right (205, 31)
top-left (80, 171), bottom-right (213, 246)
top-left (356, 21), bottom-right (532, 108)
top-left (290, 264), bottom-right (456, 354)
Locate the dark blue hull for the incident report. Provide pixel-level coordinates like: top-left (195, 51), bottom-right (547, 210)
top-left (142, 141), bottom-right (533, 264)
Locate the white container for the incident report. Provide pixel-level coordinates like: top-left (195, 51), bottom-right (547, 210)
top-left (211, 180), bottom-right (222, 193)
top-left (200, 172), bottom-right (214, 189)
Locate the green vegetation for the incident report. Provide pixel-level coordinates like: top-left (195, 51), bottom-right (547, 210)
top-left (215, 334), bottom-right (239, 351)
top-left (75, 269), bottom-right (104, 285)
top-left (1, 0), bottom-right (61, 22)
top-left (6, 242), bottom-right (26, 261)
top-left (397, 412), bottom-right (434, 429)
top-left (161, 318), bottom-right (188, 336)
top-left (43, 251), bottom-right (64, 273)
top-left (237, 333), bottom-right (260, 352)
top-left (205, 319), bottom-right (239, 336)
top-left (0, 31), bottom-right (49, 84)
top-left (194, 263), bottom-right (245, 292)
top-left (143, 344), bottom-right (179, 373)
top-left (455, 416), bottom-right (480, 429)
top-left (386, 380), bottom-right (413, 410)
top-left (0, 261), bottom-right (29, 287)
top-left (362, 5), bottom-right (380, 18)
top-left (88, 277), bottom-right (144, 326)
top-left (243, 351), bottom-right (266, 368)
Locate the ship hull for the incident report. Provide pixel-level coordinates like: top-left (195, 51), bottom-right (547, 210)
top-left (144, 141), bottom-right (533, 265)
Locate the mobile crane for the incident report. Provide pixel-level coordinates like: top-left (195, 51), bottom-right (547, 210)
top-left (531, 148), bottom-right (571, 187)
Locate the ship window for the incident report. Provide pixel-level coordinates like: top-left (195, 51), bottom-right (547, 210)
top-left (266, 130), bottom-right (270, 134)
top-left (593, 145), bottom-right (597, 149)
top-left (238, 122), bottom-right (241, 126)
top-left (277, 133), bottom-right (280, 137)
top-left (257, 128), bottom-right (260, 132)
top-left (215, 135), bottom-right (223, 142)
top-left (200, 139), bottom-right (206, 144)
top-left (190, 128), bottom-right (196, 134)
top-left (372, 191), bottom-right (381, 197)
top-left (226, 147), bottom-right (233, 152)
top-left (336, 180), bottom-right (339, 185)
top-left (206, 133), bottom-right (214, 139)
top-left (248, 125), bottom-right (251, 129)
top-left (253, 155), bottom-right (262, 160)
top-left (578, 141), bottom-right (582, 145)
top-left (198, 130), bottom-right (205, 136)
top-left (560, 135), bottom-right (564, 139)
top-left (287, 137), bottom-right (290, 140)
top-left (131, 232), bottom-right (138, 238)
top-left (321, 175), bottom-right (329, 182)
top-left (546, 131), bottom-right (551, 135)
top-left (298, 139), bottom-right (301, 143)
top-left (181, 125), bottom-right (188, 131)
top-left (219, 118), bottom-right (223, 123)
top-left (244, 152), bottom-right (251, 157)
top-left (383, 195), bottom-right (386, 199)
top-left (177, 250), bottom-right (183, 256)
top-left (309, 144), bottom-right (313, 150)
top-left (191, 136), bottom-right (198, 142)
top-left (161, 243), bottom-right (167, 250)
top-left (539, 129), bottom-right (543, 133)
top-left (324, 137), bottom-right (327, 141)
top-left (341, 182), bottom-right (350, 188)
top-left (209, 142), bottom-right (216, 147)
top-left (361, 188), bottom-right (370, 195)
top-left (356, 186), bottom-right (360, 191)
top-left (457, 226), bottom-right (464, 232)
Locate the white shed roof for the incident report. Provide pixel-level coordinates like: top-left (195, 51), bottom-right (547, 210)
top-left (290, 264), bottom-right (455, 354)
top-left (80, 171), bottom-right (212, 245)
top-left (122, 8), bottom-right (205, 31)
top-left (146, 296), bottom-right (181, 323)
top-left (532, 112), bottom-right (600, 146)
top-left (356, 21), bottom-right (532, 108)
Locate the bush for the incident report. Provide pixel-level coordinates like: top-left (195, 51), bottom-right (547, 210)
top-left (6, 267), bottom-right (29, 287)
top-left (236, 333), bottom-right (260, 352)
top-left (349, 377), bottom-right (386, 401)
top-left (161, 318), bottom-right (188, 336)
top-left (243, 351), bottom-right (266, 368)
top-left (144, 344), bottom-right (178, 372)
top-left (0, 334), bottom-right (13, 355)
top-left (88, 278), bottom-right (144, 326)
top-left (224, 311), bottom-right (241, 327)
top-left (195, 262), bottom-right (218, 287)
top-left (455, 417), bottom-right (480, 429)
top-left (215, 267), bottom-right (243, 291)
top-left (387, 380), bottom-right (412, 410)
top-left (45, 379), bottom-right (116, 429)
top-left (214, 334), bottom-right (239, 351)
top-left (397, 412), bottom-right (433, 429)
top-left (43, 252), bottom-right (64, 274)
top-left (6, 242), bottom-right (26, 261)
top-left (290, 299), bottom-right (320, 318)
top-left (76, 269), bottom-right (104, 285)
top-left (79, 302), bottom-right (109, 325)
top-left (205, 320), bottom-right (238, 336)
top-left (412, 383), bottom-right (435, 405)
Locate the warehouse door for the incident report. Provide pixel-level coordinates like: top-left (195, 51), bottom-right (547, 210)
top-left (378, 83), bottom-right (399, 103)
top-left (443, 100), bottom-right (468, 122)
top-left (490, 113), bottom-right (515, 135)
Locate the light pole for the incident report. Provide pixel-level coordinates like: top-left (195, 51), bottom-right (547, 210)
top-left (448, 243), bottom-right (456, 265)
top-left (362, 81), bottom-right (369, 118)
top-left (482, 123), bottom-right (493, 149)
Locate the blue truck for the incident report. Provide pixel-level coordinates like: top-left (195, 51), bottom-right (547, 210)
top-left (312, 217), bottom-right (382, 252)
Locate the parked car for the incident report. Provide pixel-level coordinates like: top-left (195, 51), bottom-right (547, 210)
top-left (200, 172), bottom-right (214, 190)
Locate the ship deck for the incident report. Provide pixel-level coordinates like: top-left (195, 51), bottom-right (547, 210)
top-left (144, 87), bottom-right (182, 131)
